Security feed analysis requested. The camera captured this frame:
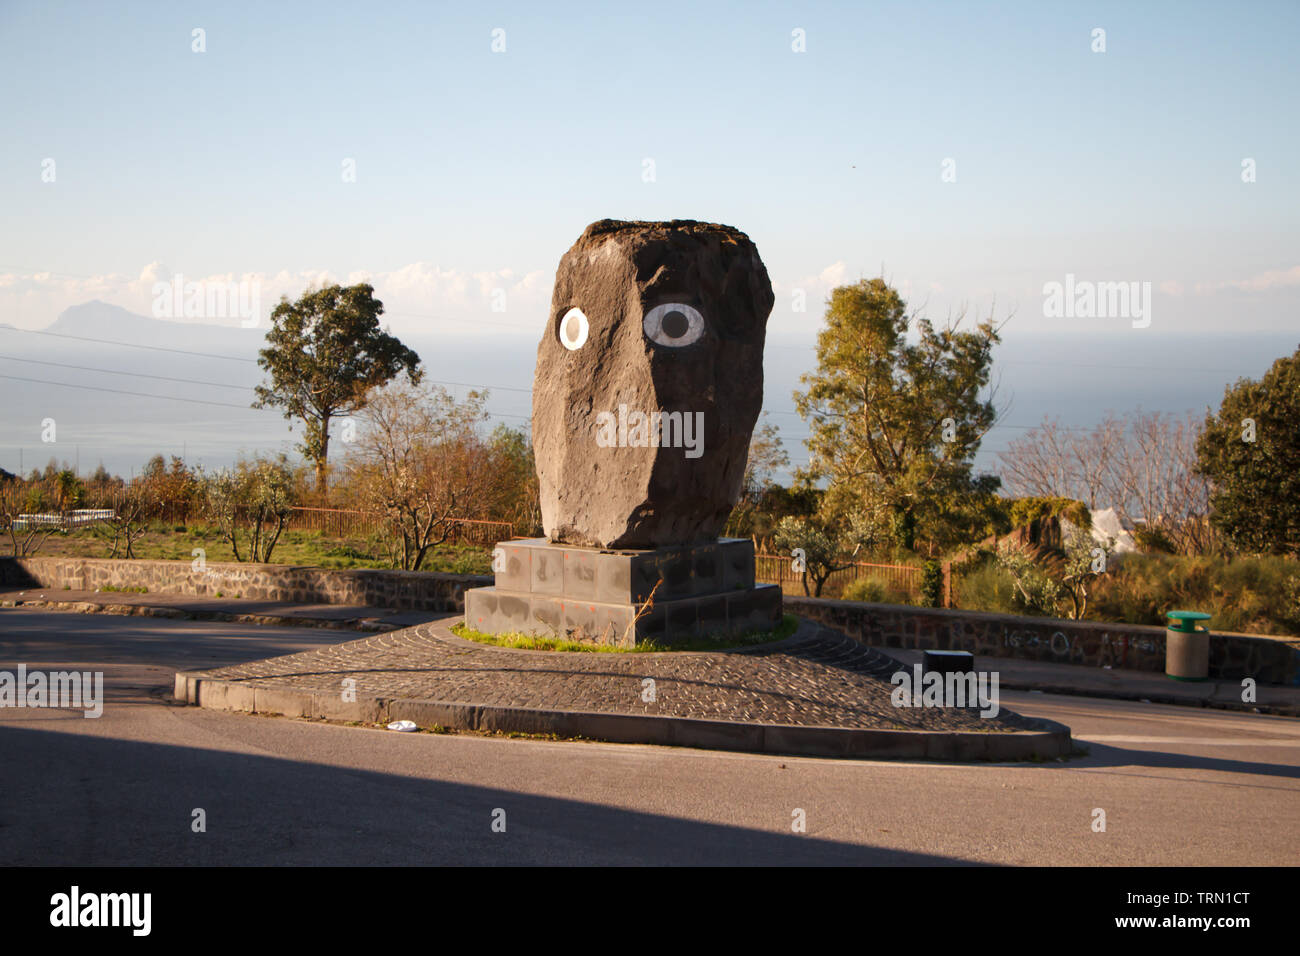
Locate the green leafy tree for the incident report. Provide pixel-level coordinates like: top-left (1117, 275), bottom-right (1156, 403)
top-left (254, 284), bottom-right (421, 493)
top-left (793, 278), bottom-right (1001, 551)
top-left (484, 425), bottom-right (542, 536)
top-left (54, 469), bottom-right (85, 510)
top-left (773, 509), bottom-right (884, 597)
top-left (1196, 346), bottom-right (1300, 555)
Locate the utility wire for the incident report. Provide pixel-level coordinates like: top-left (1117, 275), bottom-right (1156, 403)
top-left (0, 355), bottom-right (251, 391)
top-left (0, 325), bottom-right (254, 362)
top-left (0, 326), bottom-right (535, 396)
top-left (0, 373), bottom-right (262, 409)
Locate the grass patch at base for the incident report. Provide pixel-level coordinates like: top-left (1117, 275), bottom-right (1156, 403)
top-left (450, 613), bottom-right (799, 653)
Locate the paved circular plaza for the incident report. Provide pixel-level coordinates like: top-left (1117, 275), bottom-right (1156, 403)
top-left (185, 617), bottom-right (1041, 734)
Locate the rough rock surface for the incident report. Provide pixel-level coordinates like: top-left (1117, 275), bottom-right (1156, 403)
top-left (532, 220), bottom-right (774, 548)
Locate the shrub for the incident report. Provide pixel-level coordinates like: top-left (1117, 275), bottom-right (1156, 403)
top-left (920, 560), bottom-right (944, 608)
top-left (1082, 554), bottom-right (1299, 635)
top-left (1008, 496), bottom-right (1091, 531)
top-left (953, 558), bottom-right (1022, 615)
top-left (843, 577), bottom-right (887, 603)
top-left (841, 576), bottom-right (913, 605)
top-left (1133, 525), bottom-right (1176, 554)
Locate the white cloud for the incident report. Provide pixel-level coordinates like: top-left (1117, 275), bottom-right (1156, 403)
top-left (1193, 265), bottom-right (1300, 295)
top-left (0, 262), bottom-right (553, 337)
top-left (818, 261), bottom-right (848, 287)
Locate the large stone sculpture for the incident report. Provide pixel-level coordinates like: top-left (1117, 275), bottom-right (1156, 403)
top-left (465, 220), bottom-right (782, 645)
top-left (533, 219), bottom-right (774, 548)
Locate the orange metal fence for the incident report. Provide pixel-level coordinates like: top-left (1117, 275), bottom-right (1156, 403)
top-left (283, 508), bottom-right (513, 545)
top-left (755, 553), bottom-right (922, 599)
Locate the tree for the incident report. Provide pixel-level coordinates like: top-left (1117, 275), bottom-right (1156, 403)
top-left (999, 411), bottom-right (1212, 554)
top-left (1196, 346), bottom-right (1300, 555)
top-left (773, 509), bottom-right (884, 597)
top-left (1106, 411), bottom-right (1212, 554)
top-left (254, 284), bottom-right (421, 493)
top-left (997, 524), bottom-right (1114, 620)
top-left (793, 278), bottom-right (1001, 551)
top-left (349, 381), bottom-right (492, 571)
top-left (725, 412), bottom-right (791, 544)
top-left (139, 454), bottom-right (199, 521)
top-left (483, 425), bottom-right (542, 536)
top-left (997, 415), bottom-right (1124, 509)
top-left (201, 455), bottom-right (295, 563)
top-left (91, 484), bottom-right (149, 559)
top-left (743, 412), bottom-right (790, 492)
top-left (1, 476), bottom-right (56, 556)
top-left (54, 469), bottom-right (84, 510)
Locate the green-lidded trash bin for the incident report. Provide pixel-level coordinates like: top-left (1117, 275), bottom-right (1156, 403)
top-left (1165, 610), bottom-right (1212, 681)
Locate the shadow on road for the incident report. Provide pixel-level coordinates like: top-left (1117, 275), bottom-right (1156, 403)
top-left (0, 609), bottom-right (357, 671)
top-left (0, 723), bottom-right (983, 866)
top-left (1071, 742), bottom-right (1300, 781)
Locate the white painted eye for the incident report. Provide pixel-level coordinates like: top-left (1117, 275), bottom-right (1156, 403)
top-left (643, 303), bottom-right (704, 347)
top-left (559, 307), bottom-right (589, 350)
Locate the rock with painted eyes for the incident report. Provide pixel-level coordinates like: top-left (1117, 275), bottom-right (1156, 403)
top-left (533, 219), bottom-right (774, 548)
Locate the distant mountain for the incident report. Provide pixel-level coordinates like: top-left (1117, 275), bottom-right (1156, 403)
top-left (43, 300), bottom-right (266, 355)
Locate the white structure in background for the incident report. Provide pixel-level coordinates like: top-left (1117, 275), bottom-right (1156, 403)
top-left (1060, 506), bottom-right (1138, 561)
top-left (1089, 507), bottom-right (1138, 555)
top-left (11, 509), bottom-right (115, 531)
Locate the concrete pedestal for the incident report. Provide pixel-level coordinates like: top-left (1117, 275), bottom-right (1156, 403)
top-left (464, 538), bottom-right (781, 646)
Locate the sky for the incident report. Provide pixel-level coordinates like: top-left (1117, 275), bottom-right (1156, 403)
top-left (0, 0), bottom-right (1297, 477)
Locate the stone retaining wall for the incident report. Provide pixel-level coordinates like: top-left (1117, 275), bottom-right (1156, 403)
top-left (6, 556), bottom-right (1296, 685)
top-left (0, 557), bottom-right (491, 613)
top-left (785, 597), bottom-right (1300, 686)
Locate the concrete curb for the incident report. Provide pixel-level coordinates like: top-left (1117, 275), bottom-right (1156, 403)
top-left (173, 670), bottom-right (1074, 762)
top-left (998, 678), bottom-right (1300, 718)
top-left (0, 597), bottom-right (395, 632)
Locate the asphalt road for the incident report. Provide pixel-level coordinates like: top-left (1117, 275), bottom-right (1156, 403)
top-left (2, 608), bottom-right (1297, 865)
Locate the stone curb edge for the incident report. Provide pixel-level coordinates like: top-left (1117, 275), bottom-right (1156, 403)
top-left (0, 598), bottom-right (396, 632)
top-left (998, 679), bottom-right (1300, 718)
top-left (172, 671), bottom-right (1074, 762)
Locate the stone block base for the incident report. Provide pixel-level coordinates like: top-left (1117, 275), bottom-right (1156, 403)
top-left (464, 538), bottom-right (782, 646)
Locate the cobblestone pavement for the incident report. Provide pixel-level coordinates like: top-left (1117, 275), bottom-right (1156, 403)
top-left (189, 618), bottom-right (1037, 732)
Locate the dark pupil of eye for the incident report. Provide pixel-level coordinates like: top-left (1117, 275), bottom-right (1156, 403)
top-left (662, 310), bottom-right (689, 339)
top-left (565, 315), bottom-right (580, 340)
